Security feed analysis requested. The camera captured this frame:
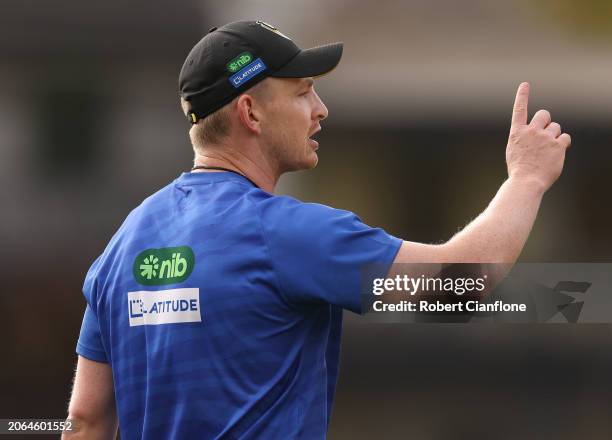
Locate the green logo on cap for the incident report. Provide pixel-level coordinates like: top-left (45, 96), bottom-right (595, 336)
top-left (227, 52), bottom-right (253, 73)
top-left (133, 246), bottom-right (195, 285)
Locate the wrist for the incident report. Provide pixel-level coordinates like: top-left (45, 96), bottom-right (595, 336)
top-left (506, 175), bottom-right (547, 197)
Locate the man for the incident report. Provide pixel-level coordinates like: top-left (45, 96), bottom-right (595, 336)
top-left (64, 20), bottom-right (571, 439)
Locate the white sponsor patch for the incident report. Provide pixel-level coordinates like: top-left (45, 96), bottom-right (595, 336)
top-left (128, 288), bottom-right (201, 327)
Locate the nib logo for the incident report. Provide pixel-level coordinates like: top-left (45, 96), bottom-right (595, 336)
top-left (133, 246), bottom-right (195, 286)
top-left (227, 51), bottom-right (253, 73)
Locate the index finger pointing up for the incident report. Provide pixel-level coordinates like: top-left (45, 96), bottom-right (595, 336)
top-left (511, 82), bottom-right (530, 127)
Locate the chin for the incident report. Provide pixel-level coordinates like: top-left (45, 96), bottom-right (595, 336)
top-left (288, 158), bottom-right (317, 172)
top-left (286, 150), bottom-right (318, 172)
top-left (302, 151), bottom-right (318, 169)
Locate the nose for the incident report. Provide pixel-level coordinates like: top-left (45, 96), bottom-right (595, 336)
top-left (312, 90), bottom-right (328, 121)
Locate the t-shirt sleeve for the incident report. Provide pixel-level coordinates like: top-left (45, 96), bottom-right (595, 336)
top-left (257, 196), bottom-right (402, 314)
top-left (76, 304), bottom-right (109, 363)
top-left (76, 255), bottom-right (109, 363)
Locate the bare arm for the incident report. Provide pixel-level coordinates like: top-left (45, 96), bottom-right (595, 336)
top-left (62, 356), bottom-right (118, 440)
top-left (394, 82), bottom-right (571, 265)
top-left (397, 175), bottom-right (544, 264)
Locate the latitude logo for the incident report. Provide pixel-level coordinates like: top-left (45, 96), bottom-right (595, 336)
top-left (133, 246), bottom-right (195, 286)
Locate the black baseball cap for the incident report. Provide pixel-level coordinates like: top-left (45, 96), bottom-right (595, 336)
top-left (178, 20), bottom-right (343, 124)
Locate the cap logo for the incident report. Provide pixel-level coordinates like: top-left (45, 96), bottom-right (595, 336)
top-left (256, 20), bottom-right (291, 40)
top-left (227, 51), bottom-right (253, 73)
top-left (229, 58), bottom-right (267, 88)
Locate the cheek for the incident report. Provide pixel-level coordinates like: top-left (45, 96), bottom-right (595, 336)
top-left (264, 101), bottom-right (311, 146)
top-left (287, 99), bottom-right (312, 127)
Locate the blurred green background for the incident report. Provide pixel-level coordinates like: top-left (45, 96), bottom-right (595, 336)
top-left (1, 0), bottom-right (611, 438)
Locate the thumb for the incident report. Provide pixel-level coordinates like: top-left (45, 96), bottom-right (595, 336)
top-left (511, 82), bottom-right (530, 127)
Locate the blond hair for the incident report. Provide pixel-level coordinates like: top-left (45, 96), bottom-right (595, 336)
top-left (180, 98), bottom-right (231, 151)
top-left (180, 80), bottom-right (270, 152)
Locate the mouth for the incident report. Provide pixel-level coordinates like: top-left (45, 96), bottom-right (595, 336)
top-left (308, 127), bottom-right (321, 150)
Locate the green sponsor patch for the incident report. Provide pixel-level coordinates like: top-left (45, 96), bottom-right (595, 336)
top-left (227, 52), bottom-right (253, 73)
top-left (133, 246), bottom-right (195, 285)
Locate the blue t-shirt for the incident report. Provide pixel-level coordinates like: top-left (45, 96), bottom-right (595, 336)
top-left (77, 171), bottom-right (401, 439)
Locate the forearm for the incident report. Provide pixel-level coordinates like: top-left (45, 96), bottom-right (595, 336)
top-left (444, 176), bottom-right (546, 263)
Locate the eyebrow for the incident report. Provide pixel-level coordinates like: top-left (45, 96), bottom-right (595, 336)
top-left (301, 78), bottom-right (314, 88)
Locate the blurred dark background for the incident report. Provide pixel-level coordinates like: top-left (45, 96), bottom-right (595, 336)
top-left (1, 0), bottom-right (611, 438)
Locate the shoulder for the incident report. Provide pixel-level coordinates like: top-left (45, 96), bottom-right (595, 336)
top-left (248, 191), bottom-right (359, 228)
top-left (247, 191), bottom-right (394, 252)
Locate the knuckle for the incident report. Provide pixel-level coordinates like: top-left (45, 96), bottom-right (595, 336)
top-left (536, 109), bottom-right (551, 122)
top-left (557, 134), bottom-right (571, 148)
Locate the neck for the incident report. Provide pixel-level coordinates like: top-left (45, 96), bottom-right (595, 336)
top-left (192, 146), bottom-right (279, 194)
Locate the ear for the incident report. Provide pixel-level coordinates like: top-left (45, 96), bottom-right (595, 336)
top-left (236, 94), bottom-right (263, 135)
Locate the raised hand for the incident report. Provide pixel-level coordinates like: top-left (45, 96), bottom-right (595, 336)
top-left (506, 82), bottom-right (572, 192)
